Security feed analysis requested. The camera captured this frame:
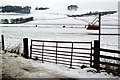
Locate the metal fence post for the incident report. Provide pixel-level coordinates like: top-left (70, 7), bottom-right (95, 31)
top-left (93, 40), bottom-right (100, 72)
top-left (1, 35), bottom-right (5, 50)
top-left (23, 38), bottom-right (29, 58)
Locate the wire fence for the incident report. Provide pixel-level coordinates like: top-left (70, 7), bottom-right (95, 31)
top-left (4, 36), bottom-right (23, 54)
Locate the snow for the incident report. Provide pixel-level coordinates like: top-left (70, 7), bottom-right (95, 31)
top-left (0, 0), bottom-right (120, 79)
top-left (1, 51), bottom-right (119, 78)
top-left (1, 25), bottom-right (118, 54)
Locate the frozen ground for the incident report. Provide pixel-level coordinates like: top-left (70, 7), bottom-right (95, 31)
top-left (0, 51), bottom-right (119, 78)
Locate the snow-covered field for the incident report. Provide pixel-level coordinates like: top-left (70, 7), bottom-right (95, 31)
top-left (0, 26), bottom-right (119, 52)
top-left (0, 10), bottom-right (119, 50)
top-left (0, 1), bottom-right (119, 47)
top-left (0, 4), bottom-right (119, 69)
top-left (0, 0), bottom-right (119, 78)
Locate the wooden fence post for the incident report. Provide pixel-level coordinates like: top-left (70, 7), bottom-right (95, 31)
top-left (93, 40), bottom-right (100, 72)
top-left (23, 38), bottom-right (29, 58)
top-left (1, 35), bottom-right (5, 50)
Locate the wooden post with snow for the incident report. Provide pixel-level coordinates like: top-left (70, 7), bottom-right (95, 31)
top-left (23, 38), bottom-right (29, 58)
top-left (93, 40), bottom-right (100, 72)
top-left (1, 34), bottom-right (5, 50)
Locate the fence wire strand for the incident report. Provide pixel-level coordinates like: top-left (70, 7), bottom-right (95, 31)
top-left (5, 36), bottom-right (23, 54)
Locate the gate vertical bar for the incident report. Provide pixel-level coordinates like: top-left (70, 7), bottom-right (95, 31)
top-left (90, 41), bottom-right (93, 67)
top-left (30, 40), bottom-right (32, 59)
top-left (70, 42), bottom-right (73, 68)
top-left (56, 42), bottom-right (58, 64)
top-left (42, 42), bottom-right (44, 63)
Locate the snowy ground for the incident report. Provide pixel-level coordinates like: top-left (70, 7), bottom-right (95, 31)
top-left (0, 51), bottom-right (119, 79)
top-left (0, 1), bottom-right (119, 79)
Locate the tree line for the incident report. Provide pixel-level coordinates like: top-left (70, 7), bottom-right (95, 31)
top-left (1, 5), bottom-right (31, 13)
top-left (1, 17), bottom-right (34, 24)
top-left (67, 11), bottom-right (117, 17)
top-left (35, 7), bottom-right (49, 10)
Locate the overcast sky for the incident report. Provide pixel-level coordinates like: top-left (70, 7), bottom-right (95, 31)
top-left (1, 0), bottom-right (119, 3)
top-left (0, 0), bottom-right (119, 10)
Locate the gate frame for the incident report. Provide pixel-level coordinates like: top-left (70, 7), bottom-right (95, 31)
top-left (30, 39), bottom-right (93, 68)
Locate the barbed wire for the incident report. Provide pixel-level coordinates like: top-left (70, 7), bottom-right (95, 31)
top-left (38, 17), bottom-right (68, 20)
top-left (72, 17), bottom-right (90, 24)
top-left (5, 36), bottom-right (23, 52)
top-left (5, 36), bottom-right (23, 40)
top-left (101, 44), bottom-right (118, 47)
top-left (103, 17), bottom-right (118, 21)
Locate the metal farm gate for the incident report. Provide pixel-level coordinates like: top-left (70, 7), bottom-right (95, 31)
top-left (30, 39), bottom-right (92, 68)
